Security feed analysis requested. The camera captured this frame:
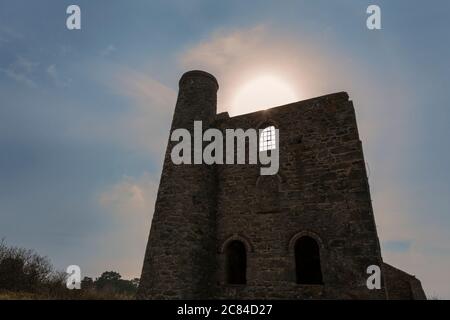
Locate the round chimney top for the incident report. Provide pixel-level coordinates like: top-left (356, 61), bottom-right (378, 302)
top-left (179, 70), bottom-right (219, 90)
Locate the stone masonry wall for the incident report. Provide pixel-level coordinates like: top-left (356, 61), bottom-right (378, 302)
top-left (214, 92), bottom-right (386, 299)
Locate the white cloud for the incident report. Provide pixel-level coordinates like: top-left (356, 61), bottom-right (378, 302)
top-left (180, 26), bottom-right (304, 115)
top-left (181, 26), bottom-right (267, 73)
top-left (95, 172), bottom-right (159, 278)
top-left (98, 172), bottom-right (158, 218)
top-left (179, 25), bottom-right (353, 116)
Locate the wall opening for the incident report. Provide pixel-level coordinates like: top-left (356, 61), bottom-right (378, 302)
top-left (295, 236), bottom-right (323, 284)
top-left (225, 240), bottom-right (247, 285)
top-left (259, 126), bottom-right (276, 152)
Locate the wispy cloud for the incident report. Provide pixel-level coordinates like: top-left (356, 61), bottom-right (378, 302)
top-left (112, 65), bottom-right (176, 112)
top-left (179, 25), bottom-right (360, 116)
top-left (100, 44), bottom-right (116, 57)
top-left (72, 62), bottom-right (176, 160)
top-left (95, 172), bottom-right (158, 278)
top-left (46, 64), bottom-right (71, 87)
top-left (0, 26), bottom-right (22, 46)
top-left (98, 172), bottom-right (158, 218)
top-left (57, 63), bottom-right (177, 278)
top-left (108, 66), bottom-right (176, 162)
top-left (1, 56), bottom-right (38, 88)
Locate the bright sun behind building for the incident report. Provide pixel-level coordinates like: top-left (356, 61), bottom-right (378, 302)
top-left (231, 74), bottom-right (299, 115)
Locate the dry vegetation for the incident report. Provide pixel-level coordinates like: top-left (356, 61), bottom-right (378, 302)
top-left (0, 239), bottom-right (138, 300)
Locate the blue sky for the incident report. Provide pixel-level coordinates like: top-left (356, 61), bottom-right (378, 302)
top-left (0, 0), bottom-right (449, 298)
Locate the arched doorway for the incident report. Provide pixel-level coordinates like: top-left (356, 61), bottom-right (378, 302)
top-left (225, 240), bottom-right (247, 285)
top-left (295, 236), bottom-right (323, 284)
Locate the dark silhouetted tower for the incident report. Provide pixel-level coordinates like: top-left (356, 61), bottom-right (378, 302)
top-left (138, 71), bottom-right (218, 299)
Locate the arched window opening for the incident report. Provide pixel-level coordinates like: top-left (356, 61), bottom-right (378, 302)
top-left (295, 236), bottom-right (323, 284)
top-left (259, 126), bottom-right (276, 152)
top-left (225, 240), bottom-right (247, 285)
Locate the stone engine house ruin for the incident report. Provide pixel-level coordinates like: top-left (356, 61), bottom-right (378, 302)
top-left (138, 70), bottom-right (426, 300)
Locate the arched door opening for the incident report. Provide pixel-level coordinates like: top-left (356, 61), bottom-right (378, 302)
top-left (225, 240), bottom-right (247, 285)
top-left (295, 236), bottom-right (323, 284)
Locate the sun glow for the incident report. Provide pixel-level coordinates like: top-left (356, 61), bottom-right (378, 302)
top-left (231, 74), bottom-right (299, 115)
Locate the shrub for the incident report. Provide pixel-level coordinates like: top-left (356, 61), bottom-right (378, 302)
top-left (0, 239), bottom-right (139, 299)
